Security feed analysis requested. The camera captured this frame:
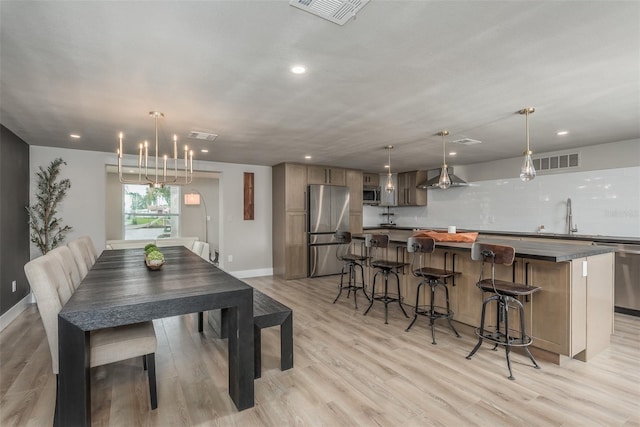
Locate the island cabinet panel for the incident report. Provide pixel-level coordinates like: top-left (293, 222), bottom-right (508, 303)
top-left (521, 258), bottom-right (573, 357)
top-left (575, 252), bottom-right (614, 362)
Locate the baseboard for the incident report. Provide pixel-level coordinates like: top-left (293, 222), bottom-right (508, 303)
top-left (0, 294), bottom-right (32, 332)
top-left (226, 268), bottom-right (274, 279)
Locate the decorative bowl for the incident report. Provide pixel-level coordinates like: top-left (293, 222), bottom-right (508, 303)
top-left (145, 255), bottom-right (165, 270)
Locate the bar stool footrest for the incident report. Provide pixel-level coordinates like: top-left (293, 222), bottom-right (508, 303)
top-left (475, 327), bottom-right (534, 347)
top-left (413, 304), bottom-right (454, 319)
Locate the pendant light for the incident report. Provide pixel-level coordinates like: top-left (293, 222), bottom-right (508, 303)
top-left (384, 145), bottom-right (395, 193)
top-left (519, 107), bottom-right (536, 182)
top-left (437, 130), bottom-right (451, 189)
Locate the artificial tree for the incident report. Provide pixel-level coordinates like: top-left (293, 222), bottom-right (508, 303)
top-left (26, 157), bottom-right (73, 255)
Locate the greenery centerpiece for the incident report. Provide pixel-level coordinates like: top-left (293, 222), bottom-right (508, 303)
top-left (26, 158), bottom-right (73, 255)
top-left (144, 244), bottom-right (165, 270)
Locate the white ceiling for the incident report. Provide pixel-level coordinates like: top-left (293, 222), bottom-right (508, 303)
top-left (1, 1), bottom-right (638, 173)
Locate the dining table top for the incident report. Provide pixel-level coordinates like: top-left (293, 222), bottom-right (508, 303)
top-left (59, 246), bottom-right (254, 331)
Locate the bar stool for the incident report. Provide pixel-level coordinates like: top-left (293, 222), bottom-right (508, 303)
top-left (466, 243), bottom-right (542, 380)
top-left (405, 237), bottom-right (461, 345)
top-left (333, 231), bottom-right (370, 309)
top-left (363, 234), bottom-right (409, 324)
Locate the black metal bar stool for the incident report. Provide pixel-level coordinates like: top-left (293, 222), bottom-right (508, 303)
top-left (405, 237), bottom-right (461, 345)
top-left (466, 243), bottom-right (542, 380)
top-left (363, 234), bottom-right (409, 324)
top-left (333, 231), bottom-right (370, 309)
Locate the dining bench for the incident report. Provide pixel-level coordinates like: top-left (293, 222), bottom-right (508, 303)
top-left (200, 289), bottom-right (293, 378)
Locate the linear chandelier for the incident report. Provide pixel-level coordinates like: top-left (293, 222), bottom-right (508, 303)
top-left (117, 111), bottom-right (193, 187)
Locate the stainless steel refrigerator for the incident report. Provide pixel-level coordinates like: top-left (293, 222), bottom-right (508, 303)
top-left (308, 184), bottom-right (350, 277)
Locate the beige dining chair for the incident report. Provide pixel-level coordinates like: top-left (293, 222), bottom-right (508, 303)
top-left (48, 246), bottom-right (83, 290)
top-left (78, 235), bottom-right (98, 263)
top-left (24, 254), bottom-right (159, 416)
top-left (68, 238), bottom-right (93, 278)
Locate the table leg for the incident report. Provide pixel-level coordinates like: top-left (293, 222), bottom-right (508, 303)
top-left (224, 292), bottom-right (255, 410)
top-left (58, 316), bottom-right (90, 426)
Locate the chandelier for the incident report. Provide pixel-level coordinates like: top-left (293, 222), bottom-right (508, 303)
top-left (117, 111), bottom-right (193, 187)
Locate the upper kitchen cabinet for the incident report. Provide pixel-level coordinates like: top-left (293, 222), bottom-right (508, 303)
top-left (345, 169), bottom-right (363, 212)
top-left (363, 173), bottom-right (379, 187)
top-left (307, 166), bottom-right (346, 185)
top-left (397, 171), bottom-right (427, 206)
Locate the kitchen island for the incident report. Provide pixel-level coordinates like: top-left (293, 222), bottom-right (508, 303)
top-left (354, 229), bottom-right (616, 364)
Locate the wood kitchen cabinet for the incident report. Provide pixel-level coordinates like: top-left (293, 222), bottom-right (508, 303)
top-left (397, 171), bottom-right (427, 206)
top-left (307, 165), bottom-right (346, 185)
top-left (273, 163), bottom-right (308, 279)
top-left (363, 173), bottom-right (379, 186)
top-left (345, 169), bottom-right (363, 221)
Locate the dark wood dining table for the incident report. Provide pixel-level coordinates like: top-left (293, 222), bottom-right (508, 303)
top-left (57, 246), bottom-right (255, 426)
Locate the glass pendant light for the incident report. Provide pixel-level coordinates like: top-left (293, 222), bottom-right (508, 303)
top-left (437, 130), bottom-right (451, 189)
top-left (519, 107), bottom-right (536, 182)
top-left (384, 145), bottom-right (395, 193)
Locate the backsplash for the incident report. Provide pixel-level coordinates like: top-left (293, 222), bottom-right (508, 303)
top-left (363, 166), bottom-right (639, 238)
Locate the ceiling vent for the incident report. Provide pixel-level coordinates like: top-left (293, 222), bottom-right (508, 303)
top-left (189, 131), bottom-right (218, 142)
top-left (450, 138), bottom-right (482, 146)
top-left (290, 0), bottom-right (369, 25)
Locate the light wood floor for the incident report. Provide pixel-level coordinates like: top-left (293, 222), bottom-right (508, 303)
top-left (1, 275), bottom-right (639, 426)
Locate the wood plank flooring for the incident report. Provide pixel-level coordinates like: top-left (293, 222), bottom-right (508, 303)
top-left (1, 275), bottom-right (639, 426)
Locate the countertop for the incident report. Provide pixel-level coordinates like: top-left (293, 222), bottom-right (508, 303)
top-left (362, 226), bottom-right (640, 245)
top-left (355, 231), bottom-right (617, 262)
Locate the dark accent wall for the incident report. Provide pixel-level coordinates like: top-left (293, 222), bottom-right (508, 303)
top-left (0, 125), bottom-right (30, 316)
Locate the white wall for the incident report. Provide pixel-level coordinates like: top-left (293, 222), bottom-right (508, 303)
top-left (364, 139), bottom-right (640, 238)
top-left (29, 146), bottom-right (272, 275)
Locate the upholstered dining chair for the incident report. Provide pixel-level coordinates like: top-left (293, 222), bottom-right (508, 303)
top-left (68, 238), bottom-right (94, 278)
top-left (24, 254), bottom-right (159, 419)
top-left (78, 235), bottom-right (99, 263)
top-left (48, 246), bottom-right (83, 290)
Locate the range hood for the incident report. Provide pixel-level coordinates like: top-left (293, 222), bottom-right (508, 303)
top-left (416, 167), bottom-right (468, 189)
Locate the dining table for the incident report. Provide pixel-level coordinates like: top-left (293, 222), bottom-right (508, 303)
top-left (57, 246), bottom-right (255, 426)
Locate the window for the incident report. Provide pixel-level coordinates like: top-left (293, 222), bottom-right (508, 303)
top-left (123, 184), bottom-right (180, 240)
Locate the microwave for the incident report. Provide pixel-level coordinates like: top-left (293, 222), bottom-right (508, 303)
top-left (363, 186), bottom-right (381, 205)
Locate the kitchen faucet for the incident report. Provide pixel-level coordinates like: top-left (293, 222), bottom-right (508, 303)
top-left (566, 198), bottom-right (578, 235)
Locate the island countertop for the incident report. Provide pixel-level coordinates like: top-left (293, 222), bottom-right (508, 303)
top-left (362, 226), bottom-right (640, 245)
top-left (354, 231), bottom-right (616, 262)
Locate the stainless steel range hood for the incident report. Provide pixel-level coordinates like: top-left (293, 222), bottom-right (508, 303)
top-left (416, 167), bottom-right (468, 189)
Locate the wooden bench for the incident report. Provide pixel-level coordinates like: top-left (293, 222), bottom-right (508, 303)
top-left (199, 289), bottom-right (293, 379)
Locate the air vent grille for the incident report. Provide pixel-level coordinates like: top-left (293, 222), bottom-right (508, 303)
top-left (189, 131), bottom-right (218, 142)
top-left (533, 153), bottom-right (579, 172)
top-left (290, 0), bottom-right (369, 25)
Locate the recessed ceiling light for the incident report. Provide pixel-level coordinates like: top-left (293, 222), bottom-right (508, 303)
top-left (70, 134), bottom-right (81, 139)
top-left (291, 65), bottom-right (306, 74)
top-left (557, 130), bottom-right (569, 136)
top-left (449, 152), bottom-right (457, 156)
top-left (304, 155), bottom-right (312, 159)
top-left (201, 149), bottom-right (209, 153)
top-left (384, 164), bottom-right (390, 169)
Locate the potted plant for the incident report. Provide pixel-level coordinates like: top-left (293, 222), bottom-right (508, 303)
top-left (26, 158), bottom-right (73, 255)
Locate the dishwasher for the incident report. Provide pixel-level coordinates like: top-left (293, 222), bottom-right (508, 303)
top-left (594, 243), bottom-right (640, 316)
